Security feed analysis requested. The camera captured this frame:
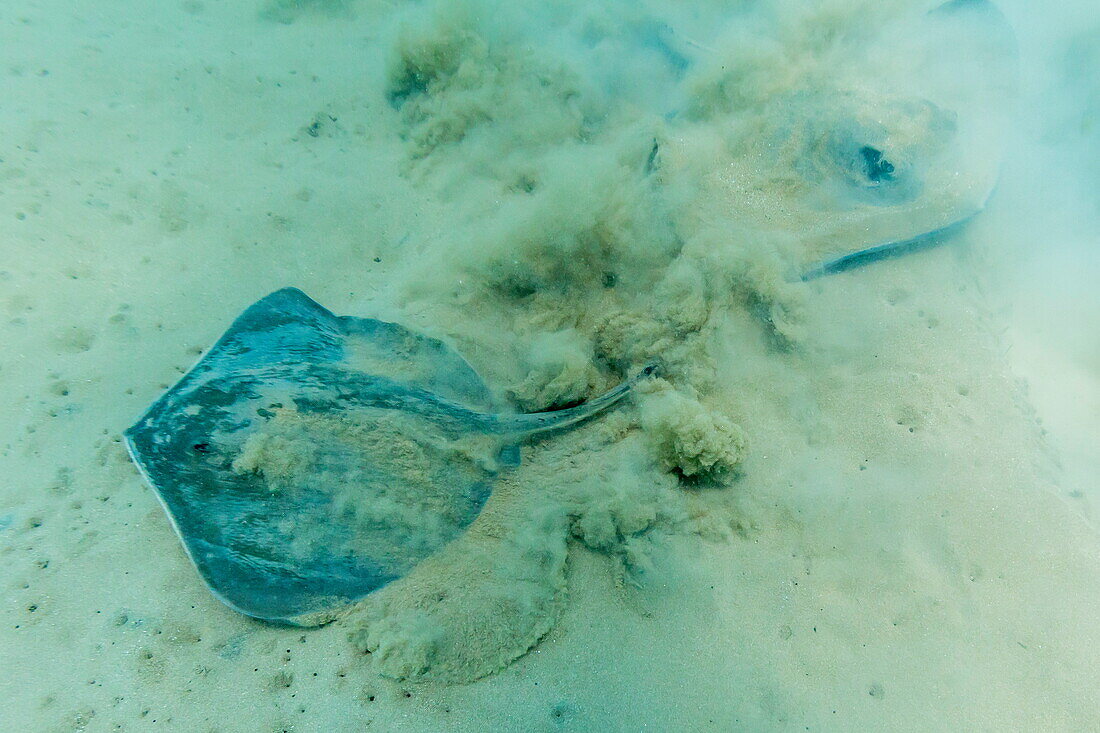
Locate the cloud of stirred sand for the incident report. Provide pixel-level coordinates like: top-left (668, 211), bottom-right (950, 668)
top-left (285, 0), bottom-right (1079, 682)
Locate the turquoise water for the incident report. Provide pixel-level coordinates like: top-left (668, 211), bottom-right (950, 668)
top-left (1, 1), bottom-right (1098, 730)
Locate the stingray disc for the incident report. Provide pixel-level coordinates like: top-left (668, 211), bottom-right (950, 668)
top-left (685, 0), bottom-right (1018, 280)
top-left (795, 0), bottom-right (1019, 278)
top-left (124, 288), bottom-right (518, 626)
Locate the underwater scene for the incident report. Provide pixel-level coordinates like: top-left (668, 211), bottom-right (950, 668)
top-left (2, 0), bottom-right (1099, 730)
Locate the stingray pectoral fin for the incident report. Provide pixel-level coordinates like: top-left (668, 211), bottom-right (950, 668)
top-left (800, 211), bottom-right (978, 281)
top-left (490, 363), bottom-right (658, 438)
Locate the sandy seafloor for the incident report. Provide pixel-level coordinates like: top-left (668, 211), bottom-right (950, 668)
top-left (2, 0), bottom-right (1099, 731)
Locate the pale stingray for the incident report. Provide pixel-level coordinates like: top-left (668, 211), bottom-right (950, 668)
top-left (798, 0), bottom-right (1019, 280)
top-left (125, 288), bottom-right (653, 626)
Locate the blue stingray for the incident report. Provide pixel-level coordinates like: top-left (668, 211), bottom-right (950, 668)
top-left (125, 288), bottom-right (653, 625)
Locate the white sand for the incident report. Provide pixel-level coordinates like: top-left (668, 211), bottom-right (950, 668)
top-left (2, 0), bottom-right (1099, 730)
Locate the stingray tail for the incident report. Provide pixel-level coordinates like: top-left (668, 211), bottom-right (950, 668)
top-left (490, 363), bottom-right (658, 438)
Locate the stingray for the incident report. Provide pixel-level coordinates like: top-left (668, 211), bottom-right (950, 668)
top-left (638, 0), bottom-right (1017, 281)
top-left (796, 0), bottom-right (1018, 280)
top-left (125, 288), bottom-right (654, 626)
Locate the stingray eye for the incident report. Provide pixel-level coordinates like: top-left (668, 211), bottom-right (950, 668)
top-left (858, 145), bottom-right (895, 184)
top-left (827, 133), bottom-right (919, 207)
